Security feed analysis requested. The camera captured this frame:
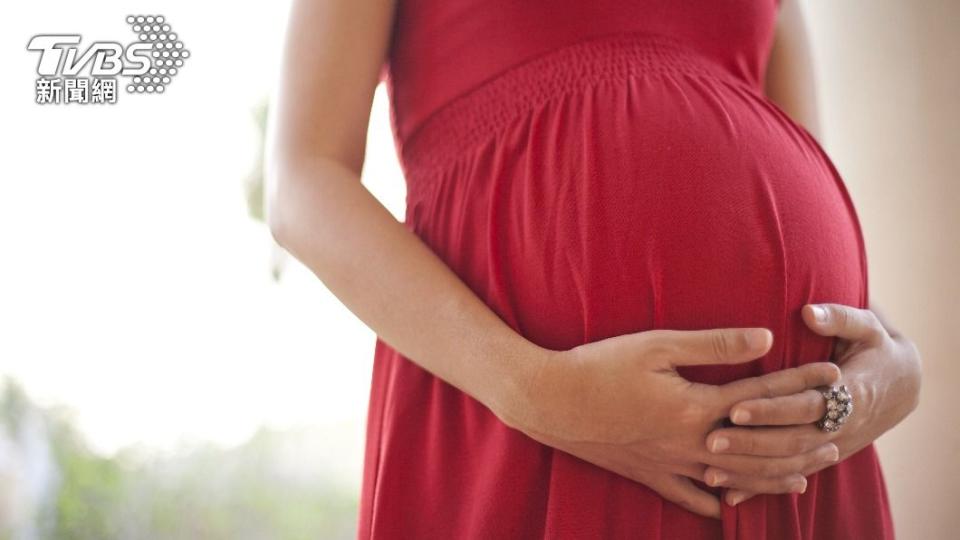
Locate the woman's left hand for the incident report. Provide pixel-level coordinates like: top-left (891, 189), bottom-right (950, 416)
top-left (700, 303), bottom-right (922, 507)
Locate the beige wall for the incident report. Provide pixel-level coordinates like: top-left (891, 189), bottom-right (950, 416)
top-left (805, 2), bottom-right (960, 538)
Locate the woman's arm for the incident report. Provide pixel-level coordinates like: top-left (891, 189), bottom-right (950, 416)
top-left (765, 0), bottom-right (821, 140)
top-left (265, 0), bottom-right (544, 423)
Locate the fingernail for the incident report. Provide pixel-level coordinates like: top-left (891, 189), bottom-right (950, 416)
top-left (811, 305), bottom-right (828, 323)
top-left (746, 328), bottom-right (770, 350)
top-left (711, 437), bottom-right (730, 453)
top-left (729, 493), bottom-right (745, 506)
top-left (710, 470), bottom-right (728, 486)
top-left (828, 446), bottom-right (840, 462)
top-left (732, 409), bottom-right (751, 424)
top-left (793, 478), bottom-right (808, 493)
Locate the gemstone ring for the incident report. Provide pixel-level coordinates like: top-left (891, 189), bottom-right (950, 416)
top-left (816, 384), bottom-right (853, 433)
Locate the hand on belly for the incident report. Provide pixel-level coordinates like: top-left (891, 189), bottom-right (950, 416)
top-left (506, 325), bottom-right (842, 520)
top-left (701, 303), bottom-right (923, 507)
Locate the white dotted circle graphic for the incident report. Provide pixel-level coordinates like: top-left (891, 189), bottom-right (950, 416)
top-left (127, 14), bottom-right (187, 95)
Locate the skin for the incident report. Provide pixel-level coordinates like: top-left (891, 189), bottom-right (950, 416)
top-left (765, 0), bottom-right (822, 140)
top-left (266, 0), bottom-right (922, 521)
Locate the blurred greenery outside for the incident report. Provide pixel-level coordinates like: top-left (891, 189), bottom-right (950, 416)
top-left (1, 377), bottom-right (359, 540)
top-left (1, 102), bottom-right (360, 539)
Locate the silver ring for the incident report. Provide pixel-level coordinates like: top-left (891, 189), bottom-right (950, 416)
top-left (816, 384), bottom-right (853, 432)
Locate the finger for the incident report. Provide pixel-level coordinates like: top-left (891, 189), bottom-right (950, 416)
top-left (706, 424), bottom-right (833, 457)
top-left (648, 473), bottom-right (721, 519)
top-left (729, 388), bottom-right (828, 426)
top-left (705, 467), bottom-right (807, 495)
top-left (700, 441), bottom-right (839, 477)
top-left (714, 362), bottom-right (841, 415)
top-left (793, 452), bottom-right (841, 479)
top-left (802, 304), bottom-right (886, 346)
top-left (725, 488), bottom-right (758, 507)
top-left (645, 328), bottom-right (772, 367)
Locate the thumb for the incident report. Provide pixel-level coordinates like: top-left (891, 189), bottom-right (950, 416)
top-left (648, 328), bottom-right (773, 368)
top-left (802, 303), bottom-right (886, 346)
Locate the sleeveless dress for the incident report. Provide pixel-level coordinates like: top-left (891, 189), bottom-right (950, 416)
top-left (359, 1), bottom-right (895, 538)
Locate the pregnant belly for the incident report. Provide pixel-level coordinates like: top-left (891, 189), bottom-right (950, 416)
top-left (400, 34), bottom-right (868, 384)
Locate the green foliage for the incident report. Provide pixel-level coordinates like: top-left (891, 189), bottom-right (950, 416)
top-left (49, 428), bottom-right (125, 540)
top-left (1, 379), bottom-right (358, 540)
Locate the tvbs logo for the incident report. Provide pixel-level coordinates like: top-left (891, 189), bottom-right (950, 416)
top-left (27, 15), bottom-right (189, 105)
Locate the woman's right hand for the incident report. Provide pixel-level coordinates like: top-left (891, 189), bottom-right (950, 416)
top-left (501, 327), bottom-right (841, 519)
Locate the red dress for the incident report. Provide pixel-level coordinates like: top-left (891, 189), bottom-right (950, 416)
top-left (359, 1), bottom-right (895, 538)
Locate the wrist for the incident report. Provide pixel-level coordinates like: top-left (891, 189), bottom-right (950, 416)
top-left (489, 341), bottom-right (556, 434)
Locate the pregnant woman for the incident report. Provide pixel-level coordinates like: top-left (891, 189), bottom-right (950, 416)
top-left (266, 0), bottom-right (923, 538)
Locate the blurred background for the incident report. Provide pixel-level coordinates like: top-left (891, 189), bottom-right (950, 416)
top-left (0, 1), bottom-right (956, 538)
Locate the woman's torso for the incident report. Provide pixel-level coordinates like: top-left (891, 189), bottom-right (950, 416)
top-left (359, 1), bottom-right (894, 538)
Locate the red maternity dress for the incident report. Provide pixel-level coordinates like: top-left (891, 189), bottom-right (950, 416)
top-left (359, 1), bottom-right (895, 538)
